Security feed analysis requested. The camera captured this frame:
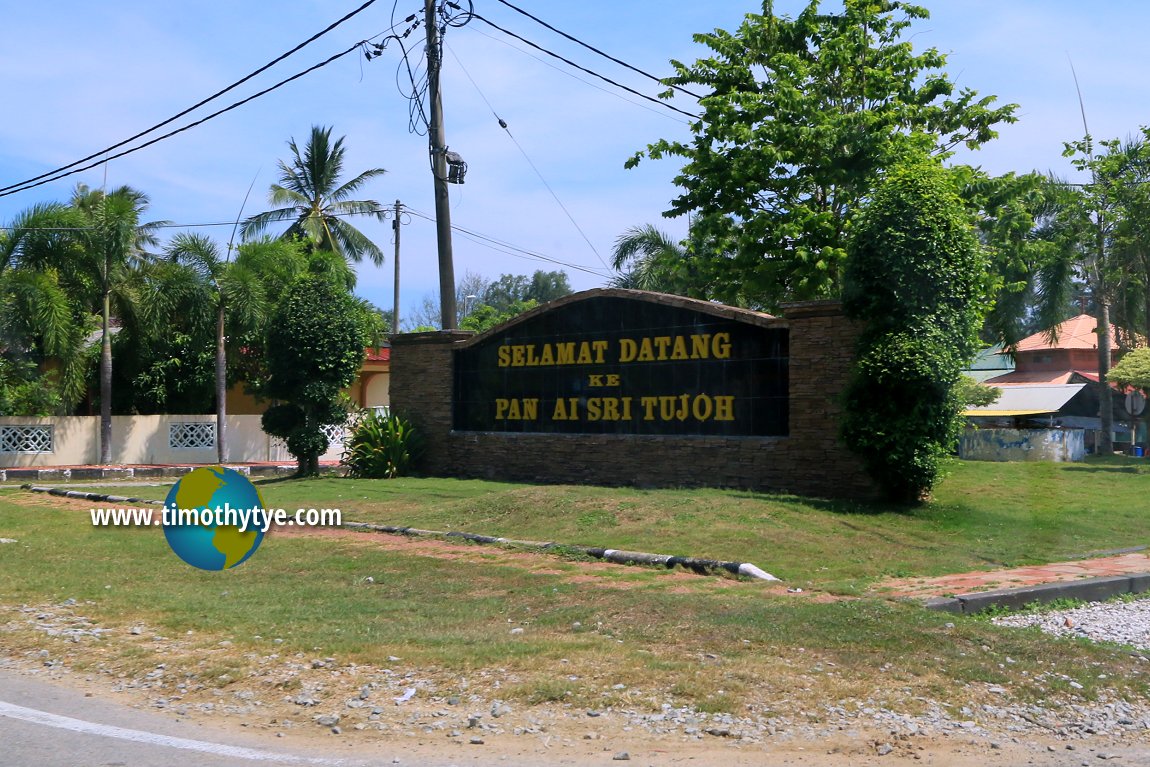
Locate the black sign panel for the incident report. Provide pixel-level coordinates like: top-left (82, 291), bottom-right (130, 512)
top-left (453, 295), bottom-right (788, 436)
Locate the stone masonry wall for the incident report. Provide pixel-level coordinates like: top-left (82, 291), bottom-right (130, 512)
top-left (389, 300), bottom-right (877, 500)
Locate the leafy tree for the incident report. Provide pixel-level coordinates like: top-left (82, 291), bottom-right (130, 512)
top-left (610, 224), bottom-right (701, 295)
top-left (1110, 348), bottom-right (1150, 391)
top-left (483, 270), bottom-right (571, 313)
top-left (0, 202), bottom-right (94, 411)
top-left (460, 300), bottom-right (538, 333)
top-left (628, 0), bottom-right (1016, 310)
top-left (260, 275), bottom-right (369, 476)
top-left (956, 375), bottom-right (1002, 408)
top-left (241, 125), bottom-right (387, 266)
top-left (841, 155), bottom-right (992, 502)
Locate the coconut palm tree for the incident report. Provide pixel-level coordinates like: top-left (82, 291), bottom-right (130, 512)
top-left (69, 184), bottom-right (167, 463)
top-left (240, 125), bottom-right (388, 266)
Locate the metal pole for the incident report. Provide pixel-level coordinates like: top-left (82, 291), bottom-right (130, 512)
top-left (425, 0), bottom-right (457, 329)
top-left (392, 199), bottom-right (401, 334)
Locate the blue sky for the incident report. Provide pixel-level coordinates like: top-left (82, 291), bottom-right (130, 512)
top-left (2, 1), bottom-right (1149, 326)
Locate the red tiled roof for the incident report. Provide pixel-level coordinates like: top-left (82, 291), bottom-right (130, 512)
top-left (1015, 314), bottom-right (1119, 352)
top-left (364, 346), bottom-right (391, 362)
top-left (985, 370), bottom-right (1076, 385)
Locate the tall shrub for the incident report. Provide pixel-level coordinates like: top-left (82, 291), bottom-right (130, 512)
top-left (841, 156), bottom-right (993, 502)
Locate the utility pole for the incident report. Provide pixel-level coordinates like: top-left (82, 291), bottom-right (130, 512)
top-left (392, 199), bottom-right (402, 334)
top-left (425, 0), bottom-right (457, 329)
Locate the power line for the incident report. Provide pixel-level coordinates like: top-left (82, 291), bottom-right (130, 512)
top-left (0, 0), bottom-right (386, 197)
top-left (0, 41), bottom-right (375, 199)
top-left (445, 42), bottom-right (611, 272)
top-left (404, 207), bottom-right (612, 279)
top-left (492, 0), bottom-right (703, 101)
top-left (463, 24), bottom-right (688, 126)
top-left (470, 13), bottom-right (699, 121)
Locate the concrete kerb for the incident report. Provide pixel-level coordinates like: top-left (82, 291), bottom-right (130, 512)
top-left (925, 574), bottom-right (1150, 615)
top-left (0, 464), bottom-right (326, 483)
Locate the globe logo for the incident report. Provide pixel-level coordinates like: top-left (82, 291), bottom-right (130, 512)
top-left (162, 466), bottom-right (267, 570)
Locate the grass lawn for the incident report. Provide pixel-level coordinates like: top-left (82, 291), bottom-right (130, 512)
top-left (3, 456), bottom-right (1150, 716)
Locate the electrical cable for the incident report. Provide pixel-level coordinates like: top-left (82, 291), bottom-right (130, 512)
top-left (444, 43), bottom-right (612, 272)
top-left (0, 42), bottom-right (375, 199)
top-left (464, 24), bottom-right (688, 126)
top-left (0, 0), bottom-right (384, 197)
top-left (404, 207), bottom-right (613, 279)
top-left (492, 0), bottom-right (702, 101)
top-left (470, 13), bottom-right (699, 120)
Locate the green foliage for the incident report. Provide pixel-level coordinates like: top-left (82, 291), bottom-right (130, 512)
top-left (341, 411), bottom-right (423, 479)
top-left (629, 0), bottom-right (1016, 310)
top-left (0, 358), bottom-right (62, 416)
top-left (1109, 348), bottom-right (1150, 391)
top-left (482, 270), bottom-right (571, 313)
top-left (842, 156), bottom-right (992, 502)
top-left (261, 275), bottom-right (368, 476)
top-left (460, 300), bottom-right (538, 333)
top-left (241, 125), bottom-right (387, 266)
top-left (956, 375), bottom-right (1002, 408)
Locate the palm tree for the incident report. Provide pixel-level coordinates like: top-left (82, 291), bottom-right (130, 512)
top-left (70, 184), bottom-right (166, 463)
top-left (1, 202), bottom-right (92, 411)
top-left (165, 233), bottom-right (273, 462)
top-left (610, 224), bottom-right (688, 293)
top-left (241, 126), bottom-right (388, 265)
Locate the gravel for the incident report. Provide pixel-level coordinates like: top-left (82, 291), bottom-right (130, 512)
top-left (992, 598), bottom-right (1150, 650)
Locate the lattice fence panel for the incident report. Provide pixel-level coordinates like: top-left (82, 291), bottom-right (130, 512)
top-left (0, 425), bottom-right (53, 453)
top-left (168, 422), bottom-right (216, 450)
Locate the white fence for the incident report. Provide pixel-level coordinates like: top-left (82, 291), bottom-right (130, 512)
top-left (0, 415), bottom-right (347, 468)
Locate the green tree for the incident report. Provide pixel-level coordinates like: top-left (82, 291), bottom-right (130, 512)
top-left (841, 156), bottom-right (993, 502)
top-left (1110, 348), bottom-right (1150, 391)
top-left (460, 300), bottom-right (538, 333)
top-left (241, 125), bottom-right (387, 265)
top-left (482, 270), bottom-right (571, 313)
top-left (0, 202), bottom-right (93, 411)
top-left (70, 185), bottom-right (166, 462)
top-left (628, 0), bottom-right (1016, 310)
top-left (260, 275), bottom-right (368, 476)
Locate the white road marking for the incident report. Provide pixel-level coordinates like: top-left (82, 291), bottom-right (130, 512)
top-left (0, 700), bottom-right (341, 764)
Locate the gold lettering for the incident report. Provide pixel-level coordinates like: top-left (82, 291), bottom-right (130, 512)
top-left (511, 346), bottom-right (526, 367)
top-left (602, 398), bottom-right (621, 421)
top-left (587, 398), bottom-right (602, 421)
top-left (712, 332), bottom-right (732, 359)
top-left (640, 396), bottom-right (657, 421)
top-left (692, 394), bottom-right (714, 421)
top-left (604, 374), bottom-right (621, 387)
top-left (495, 398), bottom-right (510, 420)
top-left (552, 398), bottom-right (569, 421)
top-left (671, 336), bottom-right (689, 360)
top-left (556, 343), bottom-right (575, 365)
top-left (618, 338), bottom-right (637, 363)
top-left (496, 398), bottom-right (538, 420)
top-left (637, 338), bottom-right (655, 362)
top-left (659, 396), bottom-right (677, 420)
top-left (592, 340), bottom-right (609, 363)
top-left (691, 334), bottom-right (710, 359)
top-left (539, 344), bottom-right (554, 365)
top-left (497, 346), bottom-right (511, 367)
top-left (653, 336), bottom-right (672, 360)
top-left (588, 374), bottom-right (604, 387)
top-left (577, 343), bottom-right (593, 364)
top-left (621, 397), bottom-right (632, 420)
top-left (714, 396), bottom-right (735, 421)
top-left (522, 398), bottom-right (538, 420)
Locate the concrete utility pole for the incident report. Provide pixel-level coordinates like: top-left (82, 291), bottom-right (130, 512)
top-left (392, 199), bottom-right (402, 334)
top-left (425, 0), bottom-right (457, 329)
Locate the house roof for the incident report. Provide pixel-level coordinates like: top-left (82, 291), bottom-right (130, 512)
top-left (1015, 314), bottom-right (1120, 352)
top-left (984, 370), bottom-right (1078, 385)
top-left (364, 346), bottom-right (390, 362)
top-left (963, 384), bottom-right (1086, 417)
